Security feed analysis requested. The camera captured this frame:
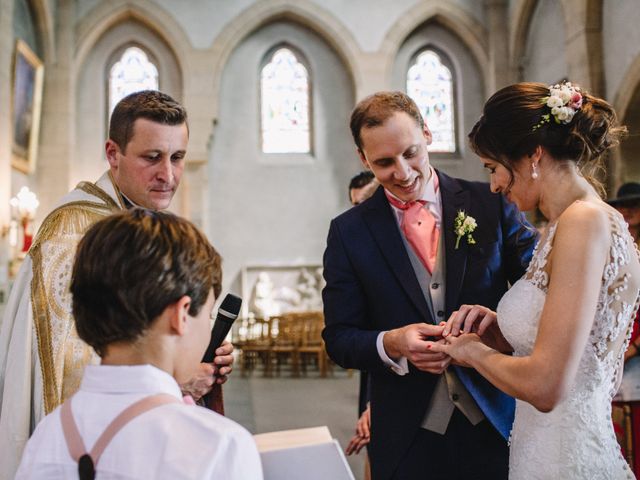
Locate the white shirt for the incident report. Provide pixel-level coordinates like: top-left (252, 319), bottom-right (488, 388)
top-left (376, 167), bottom-right (443, 375)
top-left (15, 364), bottom-right (263, 480)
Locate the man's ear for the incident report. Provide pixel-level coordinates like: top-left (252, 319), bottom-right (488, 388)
top-left (422, 124), bottom-right (433, 145)
top-left (168, 295), bottom-right (192, 336)
top-left (105, 139), bottom-right (120, 170)
top-left (357, 148), bottom-right (370, 170)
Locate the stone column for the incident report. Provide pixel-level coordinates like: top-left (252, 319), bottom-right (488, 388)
top-left (179, 49), bottom-right (218, 231)
top-left (0, 0), bottom-right (14, 311)
top-left (486, 0), bottom-right (510, 91)
top-left (35, 0), bottom-right (75, 222)
top-left (357, 52), bottom-right (389, 99)
top-left (0, 0), bottom-right (14, 228)
top-left (563, 0), bottom-right (604, 96)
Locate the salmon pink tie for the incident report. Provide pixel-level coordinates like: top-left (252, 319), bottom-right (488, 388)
top-left (386, 179), bottom-right (439, 274)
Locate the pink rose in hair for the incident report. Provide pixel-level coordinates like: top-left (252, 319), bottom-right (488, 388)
top-left (569, 92), bottom-right (583, 110)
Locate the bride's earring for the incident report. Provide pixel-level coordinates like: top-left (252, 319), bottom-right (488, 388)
top-left (531, 163), bottom-right (539, 180)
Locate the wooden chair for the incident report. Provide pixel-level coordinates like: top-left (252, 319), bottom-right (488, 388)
top-left (270, 314), bottom-right (304, 377)
top-left (295, 311), bottom-right (331, 377)
top-left (237, 316), bottom-right (274, 377)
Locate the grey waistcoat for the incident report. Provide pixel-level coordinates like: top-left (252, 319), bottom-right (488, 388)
top-left (400, 226), bottom-right (485, 434)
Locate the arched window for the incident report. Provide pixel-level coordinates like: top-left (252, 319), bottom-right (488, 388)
top-left (109, 46), bottom-right (159, 115)
top-left (406, 49), bottom-right (456, 153)
top-left (260, 47), bottom-right (311, 154)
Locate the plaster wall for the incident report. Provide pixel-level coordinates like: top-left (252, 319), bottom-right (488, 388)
top-left (521, 0), bottom-right (567, 84)
top-left (74, 19), bottom-right (182, 196)
top-left (392, 21), bottom-right (486, 181)
top-left (602, 0), bottom-right (640, 101)
top-left (209, 20), bottom-right (355, 291)
top-left (76, 0), bottom-right (486, 53)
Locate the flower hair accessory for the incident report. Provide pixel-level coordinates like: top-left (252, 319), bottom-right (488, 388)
top-left (533, 81), bottom-right (583, 131)
top-left (453, 210), bottom-right (477, 249)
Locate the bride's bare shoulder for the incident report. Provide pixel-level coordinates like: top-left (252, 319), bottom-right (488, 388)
top-left (553, 201), bottom-right (610, 251)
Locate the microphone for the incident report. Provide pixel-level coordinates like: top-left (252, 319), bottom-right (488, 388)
top-left (202, 293), bottom-right (242, 363)
top-left (201, 294), bottom-right (242, 416)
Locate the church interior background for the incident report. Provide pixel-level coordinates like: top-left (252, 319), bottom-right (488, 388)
top-left (1, 0), bottom-right (640, 477)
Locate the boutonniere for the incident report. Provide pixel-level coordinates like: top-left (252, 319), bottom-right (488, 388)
top-left (454, 210), bottom-right (477, 249)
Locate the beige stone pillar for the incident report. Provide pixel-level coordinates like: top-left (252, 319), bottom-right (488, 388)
top-left (179, 49), bottom-right (219, 231)
top-left (563, 0), bottom-right (604, 96)
top-left (0, 0), bottom-right (14, 228)
top-left (0, 0), bottom-right (14, 306)
top-left (486, 0), bottom-right (510, 92)
top-left (35, 0), bottom-right (75, 222)
top-left (356, 52), bottom-right (390, 99)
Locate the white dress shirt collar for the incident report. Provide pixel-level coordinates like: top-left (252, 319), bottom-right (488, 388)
top-left (384, 167), bottom-right (442, 227)
top-left (80, 364), bottom-right (183, 399)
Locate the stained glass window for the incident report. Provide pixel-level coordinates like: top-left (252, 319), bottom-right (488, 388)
top-left (109, 46), bottom-right (159, 115)
top-left (407, 49), bottom-right (456, 153)
top-left (261, 47), bottom-right (310, 153)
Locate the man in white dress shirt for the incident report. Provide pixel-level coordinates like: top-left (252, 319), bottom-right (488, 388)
top-left (16, 209), bottom-right (263, 479)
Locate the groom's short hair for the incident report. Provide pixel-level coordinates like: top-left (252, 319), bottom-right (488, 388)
top-left (350, 91), bottom-right (425, 150)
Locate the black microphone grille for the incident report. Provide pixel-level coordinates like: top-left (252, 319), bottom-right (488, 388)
top-left (219, 293), bottom-right (242, 319)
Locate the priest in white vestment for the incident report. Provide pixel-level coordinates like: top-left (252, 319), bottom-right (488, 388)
top-left (0, 91), bottom-right (234, 479)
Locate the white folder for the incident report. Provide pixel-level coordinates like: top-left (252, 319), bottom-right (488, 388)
top-left (254, 426), bottom-right (355, 480)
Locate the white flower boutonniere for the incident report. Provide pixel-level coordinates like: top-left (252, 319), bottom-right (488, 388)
top-left (454, 210), bottom-right (477, 249)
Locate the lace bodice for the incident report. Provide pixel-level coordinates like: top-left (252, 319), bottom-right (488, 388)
top-left (497, 207), bottom-right (640, 480)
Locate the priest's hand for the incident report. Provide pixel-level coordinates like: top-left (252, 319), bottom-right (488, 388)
top-left (180, 363), bottom-right (215, 401)
top-left (211, 340), bottom-right (234, 384)
top-left (180, 341), bottom-right (235, 401)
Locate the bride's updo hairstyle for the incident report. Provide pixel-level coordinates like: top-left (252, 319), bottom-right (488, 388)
top-left (468, 82), bottom-right (625, 195)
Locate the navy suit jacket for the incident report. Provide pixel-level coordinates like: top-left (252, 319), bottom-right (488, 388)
top-left (322, 170), bottom-right (537, 480)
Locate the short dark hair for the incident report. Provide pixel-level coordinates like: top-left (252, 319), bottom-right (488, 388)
top-left (469, 82), bottom-right (626, 197)
top-left (109, 90), bottom-right (188, 152)
top-left (71, 209), bottom-right (221, 357)
top-left (348, 170), bottom-right (375, 192)
top-left (350, 91), bottom-right (424, 151)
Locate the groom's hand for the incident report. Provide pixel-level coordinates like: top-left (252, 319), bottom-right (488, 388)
top-left (383, 323), bottom-right (451, 374)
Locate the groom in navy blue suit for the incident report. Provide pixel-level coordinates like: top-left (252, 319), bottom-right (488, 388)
top-left (322, 92), bottom-right (536, 480)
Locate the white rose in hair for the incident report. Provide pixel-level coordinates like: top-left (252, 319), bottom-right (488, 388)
top-left (556, 107), bottom-right (572, 122)
top-left (547, 96), bottom-right (563, 108)
top-left (559, 89), bottom-right (572, 103)
top-left (562, 107), bottom-right (575, 122)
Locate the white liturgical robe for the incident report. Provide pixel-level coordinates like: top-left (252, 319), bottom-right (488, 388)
top-left (15, 364), bottom-right (263, 480)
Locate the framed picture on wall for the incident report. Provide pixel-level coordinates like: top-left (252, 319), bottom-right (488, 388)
top-left (11, 39), bottom-right (44, 174)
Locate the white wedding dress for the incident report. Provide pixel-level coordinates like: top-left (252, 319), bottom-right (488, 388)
top-left (497, 209), bottom-right (639, 479)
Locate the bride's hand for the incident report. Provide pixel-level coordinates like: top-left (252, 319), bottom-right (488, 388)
top-left (443, 305), bottom-right (512, 353)
top-left (443, 304), bottom-right (497, 337)
top-left (430, 332), bottom-right (482, 366)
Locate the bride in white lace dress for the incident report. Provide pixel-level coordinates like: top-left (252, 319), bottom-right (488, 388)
top-left (432, 82), bottom-right (640, 479)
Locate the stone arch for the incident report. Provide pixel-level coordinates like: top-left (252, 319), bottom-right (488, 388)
top-left (28, 0), bottom-right (55, 61)
top-left (509, 0), bottom-right (539, 80)
top-left (72, 3), bottom-right (185, 189)
top-left (207, 0), bottom-right (360, 112)
top-left (380, 2), bottom-right (489, 95)
top-left (582, 0), bottom-right (604, 94)
top-left (610, 52), bottom-right (640, 187)
top-left (613, 54), bottom-right (640, 122)
top-left (73, 0), bottom-right (191, 77)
